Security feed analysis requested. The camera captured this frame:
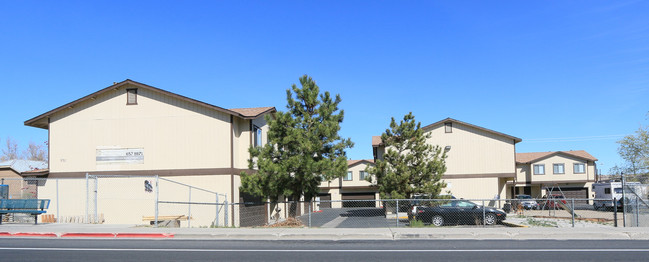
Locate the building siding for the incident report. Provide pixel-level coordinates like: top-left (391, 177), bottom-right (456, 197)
top-left (425, 122), bottom-right (516, 176)
top-left (49, 84), bottom-right (233, 173)
top-left (516, 154), bottom-right (595, 183)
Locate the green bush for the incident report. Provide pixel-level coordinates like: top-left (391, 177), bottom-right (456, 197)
top-left (409, 219), bottom-right (426, 227)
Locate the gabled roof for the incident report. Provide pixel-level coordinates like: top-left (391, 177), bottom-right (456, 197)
top-left (0, 159), bottom-right (48, 174)
top-left (372, 117), bottom-right (522, 146)
top-left (516, 150), bottom-right (598, 164)
top-left (347, 159), bottom-right (374, 167)
top-left (371, 136), bottom-right (382, 147)
top-left (21, 168), bottom-right (49, 176)
top-left (422, 118), bottom-right (522, 143)
top-left (229, 107), bottom-right (276, 118)
top-left (24, 79), bottom-right (276, 129)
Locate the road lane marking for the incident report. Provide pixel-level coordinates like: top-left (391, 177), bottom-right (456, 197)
top-left (2, 248), bottom-right (649, 252)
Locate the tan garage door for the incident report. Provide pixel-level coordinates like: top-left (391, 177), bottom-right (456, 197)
top-left (342, 193), bottom-right (375, 207)
top-left (318, 194), bottom-right (331, 209)
top-left (560, 188), bottom-right (588, 204)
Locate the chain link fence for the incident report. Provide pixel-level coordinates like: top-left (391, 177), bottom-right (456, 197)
top-left (1, 175), bottom-right (228, 227)
top-left (2, 176), bottom-right (649, 228)
top-left (234, 197), bottom-right (649, 228)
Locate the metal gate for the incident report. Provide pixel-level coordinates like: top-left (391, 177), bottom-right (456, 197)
top-left (85, 174), bottom-right (227, 227)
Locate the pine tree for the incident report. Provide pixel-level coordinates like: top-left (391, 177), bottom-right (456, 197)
top-left (240, 75), bottom-right (353, 216)
top-left (367, 113), bottom-right (447, 199)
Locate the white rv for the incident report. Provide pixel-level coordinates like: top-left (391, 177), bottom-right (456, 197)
top-left (592, 181), bottom-right (647, 210)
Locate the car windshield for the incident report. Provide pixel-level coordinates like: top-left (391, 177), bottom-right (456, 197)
top-left (614, 188), bottom-right (623, 194)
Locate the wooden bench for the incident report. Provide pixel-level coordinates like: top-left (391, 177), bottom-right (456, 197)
top-left (142, 215), bottom-right (191, 227)
top-left (0, 199), bottom-right (51, 225)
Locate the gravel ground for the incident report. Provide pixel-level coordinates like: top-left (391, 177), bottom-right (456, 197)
top-left (506, 215), bottom-right (616, 228)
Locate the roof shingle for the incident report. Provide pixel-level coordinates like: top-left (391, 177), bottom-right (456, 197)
top-left (347, 159), bottom-right (374, 167)
top-left (516, 150), bottom-right (598, 163)
top-left (229, 107), bottom-right (275, 118)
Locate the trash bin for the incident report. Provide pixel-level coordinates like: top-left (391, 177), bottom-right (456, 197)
top-left (0, 185), bottom-right (8, 199)
top-left (503, 201), bottom-right (512, 213)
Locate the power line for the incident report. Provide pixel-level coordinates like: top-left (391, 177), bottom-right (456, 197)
top-left (524, 134), bottom-right (627, 143)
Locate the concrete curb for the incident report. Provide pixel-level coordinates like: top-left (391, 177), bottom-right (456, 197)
top-left (0, 232), bottom-right (174, 238)
top-left (502, 221), bottom-right (528, 228)
top-left (3, 227), bottom-right (649, 240)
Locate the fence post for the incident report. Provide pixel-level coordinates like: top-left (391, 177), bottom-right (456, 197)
top-left (613, 198), bottom-right (618, 227)
top-left (94, 177), bottom-right (98, 223)
top-left (56, 179), bottom-right (59, 224)
top-left (396, 199), bottom-right (399, 227)
top-left (85, 173), bottom-right (89, 224)
top-left (636, 198), bottom-right (640, 227)
top-left (482, 200), bottom-right (486, 227)
top-left (224, 193), bottom-right (229, 227)
top-left (154, 175), bottom-right (159, 228)
top-left (188, 187), bottom-right (192, 228)
top-left (571, 198), bottom-right (575, 228)
top-left (308, 200), bottom-right (312, 228)
top-left (215, 193), bottom-right (220, 227)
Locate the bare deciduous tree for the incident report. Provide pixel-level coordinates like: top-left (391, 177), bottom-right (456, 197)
top-left (22, 141), bottom-right (48, 161)
top-left (0, 137), bottom-right (20, 161)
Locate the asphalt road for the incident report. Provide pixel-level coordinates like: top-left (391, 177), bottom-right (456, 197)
top-left (1, 238), bottom-right (648, 262)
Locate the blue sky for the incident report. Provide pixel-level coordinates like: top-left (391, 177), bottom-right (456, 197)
top-left (1, 1), bottom-right (648, 173)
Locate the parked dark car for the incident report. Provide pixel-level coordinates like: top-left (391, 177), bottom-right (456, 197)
top-left (407, 194), bottom-right (456, 220)
top-left (413, 200), bottom-right (506, 226)
top-left (617, 197), bottom-right (636, 211)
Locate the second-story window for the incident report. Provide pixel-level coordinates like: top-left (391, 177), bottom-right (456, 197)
top-left (126, 89), bottom-right (138, 105)
top-left (359, 171), bottom-right (367, 180)
top-left (344, 171), bottom-right (353, 181)
top-left (445, 122), bottom-right (452, 133)
top-left (253, 125), bottom-right (262, 147)
top-left (574, 163), bottom-right (585, 174)
top-left (553, 163), bottom-right (565, 174)
top-left (533, 164), bottom-right (545, 175)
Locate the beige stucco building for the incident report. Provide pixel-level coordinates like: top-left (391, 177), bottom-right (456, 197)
top-left (372, 118), bottom-right (522, 200)
top-left (513, 151), bottom-right (598, 199)
top-left (318, 160), bottom-right (379, 208)
top-left (24, 79), bottom-right (275, 226)
top-left (371, 118), bottom-right (599, 201)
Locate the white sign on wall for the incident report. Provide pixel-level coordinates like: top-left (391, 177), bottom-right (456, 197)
top-left (96, 148), bottom-right (144, 164)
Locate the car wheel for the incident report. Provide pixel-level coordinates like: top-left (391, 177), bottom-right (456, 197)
top-left (484, 213), bottom-right (497, 225)
top-left (431, 215), bottom-right (444, 226)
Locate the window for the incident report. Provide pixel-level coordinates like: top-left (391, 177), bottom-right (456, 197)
top-left (126, 89), bottom-right (137, 105)
top-left (574, 163), bottom-right (585, 174)
top-left (533, 164), bottom-right (545, 175)
top-left (359, 171), bottom-right (367, 180)
top-left (253, 125), bottom-right (262, 147)
top-left (344, 171), bottom-right (353, 181)
top-left (445, 122), bottom-right (452, 133)
top-left (553, 163), bottom-right (565, 174)
top-left (456, 201), bottom-right (476, 208)
top-left (604, 188), bottom-right (610, 194)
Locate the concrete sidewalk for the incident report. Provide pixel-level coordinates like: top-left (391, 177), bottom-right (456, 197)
top-left (1, 223), bottom-right (649, 240)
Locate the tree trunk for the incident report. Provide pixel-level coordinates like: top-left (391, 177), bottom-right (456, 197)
top-left (288, 194), bottom-right (300, 218)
